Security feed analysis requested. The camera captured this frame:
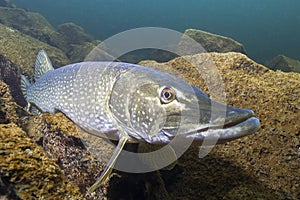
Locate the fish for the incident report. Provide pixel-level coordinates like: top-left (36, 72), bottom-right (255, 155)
top-left (21, 50), bottom-right (260, 193)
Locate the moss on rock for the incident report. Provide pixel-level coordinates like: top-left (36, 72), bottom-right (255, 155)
top-left (0, 123), bottom-right (83, 199)
top-left (0, 23), bottom-right (70, 77)
top-left (0, 81), bottom-right (19, 124)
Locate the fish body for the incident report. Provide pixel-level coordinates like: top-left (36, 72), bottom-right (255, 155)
top-left (21, 50), bottom-right (260, 192)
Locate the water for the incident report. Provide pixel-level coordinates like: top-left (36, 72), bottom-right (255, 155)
top-left (11, 0), bottom-right (300, 64)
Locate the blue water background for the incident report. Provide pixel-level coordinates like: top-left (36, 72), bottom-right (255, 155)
top-left (11, 0), bottom-right (300, 64)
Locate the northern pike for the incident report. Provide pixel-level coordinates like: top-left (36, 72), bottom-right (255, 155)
top-left (21, 50), bottom-right (260, 193)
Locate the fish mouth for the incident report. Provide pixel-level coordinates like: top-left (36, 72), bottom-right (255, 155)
top-left (158, 107), bottom-right (260, 144)
top-left (185, 116), bottom-right (260, 144)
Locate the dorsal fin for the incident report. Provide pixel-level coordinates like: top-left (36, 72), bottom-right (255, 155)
top-left (34, 50), bottom-right (54, 81)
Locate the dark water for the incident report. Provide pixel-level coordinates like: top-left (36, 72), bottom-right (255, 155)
top-left (11, 0), bottom-right (300, 64)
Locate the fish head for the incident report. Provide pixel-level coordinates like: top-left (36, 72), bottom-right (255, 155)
top-left (109, 65), bottom-right (260, 144)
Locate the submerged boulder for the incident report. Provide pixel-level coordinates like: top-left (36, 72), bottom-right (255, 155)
top-left (0, 23), bottom-right (69, 77)
top-left (178, 29), bottom-right (247, 55)
top-left (57, 23), bottom-right (93, 47)
top-left (0, 7), bottom-right (65, 48)
top-left (265, 54), bottom-right (300, 73)
top-left (0, 54), bottom-right (26, 106)
top-left (67, 41), bottom-right (101, 63)
top-left (0, 7), bottom-right (97, 62)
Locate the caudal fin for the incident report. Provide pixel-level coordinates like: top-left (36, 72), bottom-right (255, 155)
top-left (34, 50), bottom-right (54, 81)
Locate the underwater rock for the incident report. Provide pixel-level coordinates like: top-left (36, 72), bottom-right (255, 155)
top-left (178, 29), bottom-right (247, 55)
top-left (0, 54), bottom-right (26, 106)
top-left (0, 23), bottom-right (70, 77)
top-left (118, 48), bottom-right (178, 64)
top-left (265, 54), bottom-right (300, 73)
top-left (0, 81), bottom-right (19, 124)
top-left (0, 82), bottom-right (82, 199)
top-left (0, 0), bottom-right (15, 8)
top-left (0, 7), bottom-right (65, 48)
top-left (26, 113), bottom-right (112, 199)
top-left (0, 123), bottom-right (83, 199)
top-left (67, 40), bottom-right (101, 63)
top-left (57, 23), bottom-right (94, 47)
top-left (24, 112), bottom-right (170, 199)
top-left (57, 23), bottom-right (100, 62)
top-left (140, 52), bottom-right (300, 199)
top-left (0, 7), bottom-right (97, 62)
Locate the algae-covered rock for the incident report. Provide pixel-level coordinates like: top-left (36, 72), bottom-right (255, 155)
top-left (0, 7), bottom-right (65, 48)
top-left (0, 81), bottom-right (82, 199)
top-left (140, 52), bottom-right (300, 199)
top-left (0, 54), bottom-right (26, 106)
top-left (0, 81), bottom-right (19, 124)
top-left (24, 112), bottom-right (170, 200)
top-left (58, 22), bottom-right (93, 47)
top-left (68, 40), bottom-right (101, 63)
top-left (0, 7), bottom-right (97, 62)
top-left (266, 54), bottom-right (300, 73)
top-left (178, 29), bottom-right (247, 55)
top-left (0, 23), bottom-right (70, 77)
top-left (26, 113), bottom-right (112, 199)
top-left (0, 123), bottom-right (83, 199)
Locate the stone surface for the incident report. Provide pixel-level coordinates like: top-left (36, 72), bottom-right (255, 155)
top-left (0, 23), bottom-right (70, 77)
top-left (0, 55), bottom-right (26, 106)
top-left (0, 8), bottom-right (97, 63)
top-left (0, 81), bottom-right (19, 124)
top-left (57, 23), bottom-right (93, 47)
top-left (266, 54), bottom-right (300, 73)
top-left (0, 123), bottom-right (83, 199)
top-left (178, 29), bottom-right (247, 55)
top-left (0, 81), bottom-right (82, 199)
top-left (0, 7), bottom-right (65, 48)
top-left (67, 41), bottom-right (101, 63)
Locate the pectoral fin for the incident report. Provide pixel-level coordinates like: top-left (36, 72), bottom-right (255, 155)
top-left (87, 133), bottom-right (128, 193)
top-left (138, 143), bottom-right (178, 170)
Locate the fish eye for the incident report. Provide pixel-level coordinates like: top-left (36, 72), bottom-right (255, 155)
top-left (160, 87), bottom-right (176, 104)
